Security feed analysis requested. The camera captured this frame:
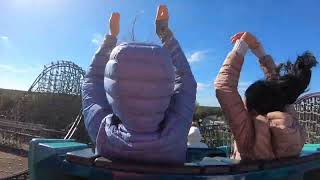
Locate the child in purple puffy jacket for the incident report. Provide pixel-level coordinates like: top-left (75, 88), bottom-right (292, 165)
top-left (82, 5), bottom-right (196, 164)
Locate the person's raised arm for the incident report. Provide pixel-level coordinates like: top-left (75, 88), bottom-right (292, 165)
top-left (231, 33), bottom-right (305, 159)
top-left (82, 13), bottom-right (119, 142)
top-left (215, 32), bottom-right (258, 160)
top-left (155, 5), bottom-right (197, 132)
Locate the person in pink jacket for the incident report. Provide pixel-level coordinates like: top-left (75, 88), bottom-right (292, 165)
top-left (215, 32), bottom-right (317, 161)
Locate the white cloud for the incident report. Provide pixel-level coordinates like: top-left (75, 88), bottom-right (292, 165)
top-left (91, 33), bottom-right (103, 45)
top-left (187, 50), bottom-right (211, 63)
top-left (1, 36), bottom-right (8, 41)
top-left (197, 82), bottom-right (211, 91)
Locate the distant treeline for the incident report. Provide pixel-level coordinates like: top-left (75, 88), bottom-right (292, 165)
top-left (0, 88), bottom-right (81, 129)
top-left (193, 103), bottom-right (223, 121)
top-left (0, 89), bottom-right (25, 113)
top-left (0, 88), bottom-right (91, 143)
top-left (0, 88), bottom-right (223, 123)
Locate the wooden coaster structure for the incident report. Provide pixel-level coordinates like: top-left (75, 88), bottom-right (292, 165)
top-left (294, 92), bottom-right (320, 144)
top-left (0, 61), bottom-right (86, 149)
top-left (0, 61), bottom-right (86, 179)
top-left (28, 61), bottom-right (85, 95)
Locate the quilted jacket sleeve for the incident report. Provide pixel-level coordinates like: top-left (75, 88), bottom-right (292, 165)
top-left (258, 55), bottom-right (279, 80)
top-left (82, 35), bottom-right (117, 142)
top-left (161, 34), bottom-right (197, 143)
top-left (214, 50), bottom-right (255, 160)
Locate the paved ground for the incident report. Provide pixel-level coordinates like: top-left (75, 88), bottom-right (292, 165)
top-left (0, 151), bottom-right (28, 178)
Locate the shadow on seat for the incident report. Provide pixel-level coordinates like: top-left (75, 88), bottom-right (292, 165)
top-left (65, 147), bottom-right (320, 176)
top-left (186, 147), bottom-right (227, 163)
top-left (66, 148), bottom-right (99, 166)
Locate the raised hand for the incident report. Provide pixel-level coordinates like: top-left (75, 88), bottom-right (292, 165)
top-left (231, 32), bottom-right (245, 44)
top-left (156, 5), bottom-right (169, 21)
top-left (109, 12), bottom-right (120, 38)
top-left (231, 32), bottom-right (260, 50)
top-left (155, 5), bottom-right (171, 41)
top-left (267, 112), bottom-right (293, 129)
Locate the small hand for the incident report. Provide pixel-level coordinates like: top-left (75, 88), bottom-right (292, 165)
top-left (231, 32), bottom-right (260, 49)
top-left (267, 111), bottom-right (293, 129)
top-left (109, 12), bottom-right (120, 38)
top-left (155, 5), bottom-right (171, 40)
top-left (231, 32), bottom-right (245, 44)
top-left (156, 5), bottom-right (169, 21)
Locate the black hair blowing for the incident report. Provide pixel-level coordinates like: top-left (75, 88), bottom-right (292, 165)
top-left (245, 51), bottom-right (318, 115)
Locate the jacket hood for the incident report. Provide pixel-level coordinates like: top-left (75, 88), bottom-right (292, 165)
top-left (188, 126), bottom-right (203, 143)
top-left (104, 42), bottom-right (175, 133)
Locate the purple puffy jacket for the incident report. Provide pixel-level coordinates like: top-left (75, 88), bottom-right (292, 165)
top-left (82, 35), bottom-right (196, 164)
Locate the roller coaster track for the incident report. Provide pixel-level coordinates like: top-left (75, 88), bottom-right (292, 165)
top-left (0, 61), bottom-right (86, 179)
top-left (64, 111), bottom-right (83, 140)
top-left (2, 60), bottom-right (86, 138)
top-left (28, 61), bottom-right (85, 95)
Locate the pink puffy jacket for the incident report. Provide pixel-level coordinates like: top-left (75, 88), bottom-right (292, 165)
top-left (214, 50), bottom-right (306, 161)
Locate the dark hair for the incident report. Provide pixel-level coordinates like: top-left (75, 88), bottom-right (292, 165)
top-left (245, 51), bottom-right (317, 115)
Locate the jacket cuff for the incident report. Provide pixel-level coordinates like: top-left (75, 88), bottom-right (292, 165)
top-left (156, 20), bottom-right (173, 44)
top-left (232, 40), bottom-right (249, 57)
top-left (104, 35), bottom-right (117, 47)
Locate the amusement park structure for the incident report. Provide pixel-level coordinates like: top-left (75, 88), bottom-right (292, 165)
top-left (28, 61), bottom-right (85, 95)
top-left (294, 92), bottom-right (320, 143)
top-left (0, 60), bottom-right (86, 150)
top-left (0, 60), bottom-right (87, 179)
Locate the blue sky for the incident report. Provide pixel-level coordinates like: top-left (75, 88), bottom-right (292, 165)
top-left (0, 0), bottom-right (319, 106)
